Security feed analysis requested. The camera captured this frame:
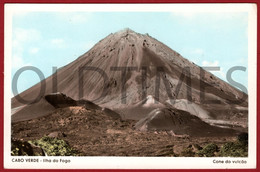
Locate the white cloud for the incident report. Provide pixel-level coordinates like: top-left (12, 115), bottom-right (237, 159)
top-left (51, 38), bottom-right (65, 48)
top-left (13, 28), bottom-right (41, 44)
top-left (202, 60), bottom-right (219, 66)
top-left (12, 28), bottom-right (41, 69)
top-left (29, 47), bottom-right (39, 54)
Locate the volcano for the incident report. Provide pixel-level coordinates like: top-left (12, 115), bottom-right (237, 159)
top-left (11, 28), bottom-right (248, 139)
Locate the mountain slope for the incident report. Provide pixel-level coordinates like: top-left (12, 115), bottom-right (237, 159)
top-left (11, 28), bottom-right (248, 132)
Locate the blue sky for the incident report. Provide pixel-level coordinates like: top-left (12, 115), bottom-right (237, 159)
top-left (11, 11), bottom-right (248, 94)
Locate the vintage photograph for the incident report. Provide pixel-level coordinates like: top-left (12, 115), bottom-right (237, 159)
top-left (4, 3), bottom-right (257, 169)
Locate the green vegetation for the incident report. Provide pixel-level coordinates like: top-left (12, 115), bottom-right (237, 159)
top-left (12, 133), bottom-right (248, 157)
top-left (29, 136), bottom-right (79, 156)
top-left (11, 147), bottom-right (20, 156)
top-left (177, 133), bottom-right (248, 157)
top-left (197, 143), bottom-right (218, 157)
top-left (218, 141), bottom-right (248, 157)
top-left (11, 139), bottom-right (44, 156)
top-left (218, 133), bottom-right (248, 157)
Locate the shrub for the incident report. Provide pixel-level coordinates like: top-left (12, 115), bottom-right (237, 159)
top-left (218, 141), bottom-right (248, 157)
top-left (11, 138), bottom-right (44, 156)
top-left (237, 132), bottom-right (248, 145)
top-left (29, 136), bottom-right (79, 156)
top-left (197, 143), bottom-right (218, 157)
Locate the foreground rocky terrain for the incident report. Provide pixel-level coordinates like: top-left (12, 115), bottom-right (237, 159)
top-left (12, 97), bottom-right (247, 156)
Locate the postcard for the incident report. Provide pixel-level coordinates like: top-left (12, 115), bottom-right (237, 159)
top-left (4, 3), bottom-right (257, 169)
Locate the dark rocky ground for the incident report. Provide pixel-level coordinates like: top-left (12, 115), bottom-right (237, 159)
top-left (12, 106), bottom-right (244, 157)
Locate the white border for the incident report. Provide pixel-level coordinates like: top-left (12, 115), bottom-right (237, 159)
top-left (4, 3), bottom-right (257, 169)
top-left (4, 3), bottom-right (256, 12)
